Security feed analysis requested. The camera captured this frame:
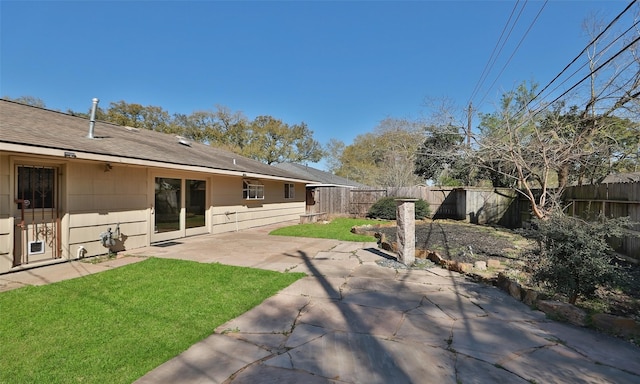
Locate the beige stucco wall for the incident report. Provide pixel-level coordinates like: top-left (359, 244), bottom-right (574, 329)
top-left (0, 150), bottom-right (306, 273)
top-left (0, 153), bottom-right (11, 271)
top-left (0, 218), bottom-right (12, 273)
top-left (65, 162), bottom-right (150, 258)
top-left (0, 154), bottom-right (9, 216)
top-left (210, 176), bottom-right (305, 234)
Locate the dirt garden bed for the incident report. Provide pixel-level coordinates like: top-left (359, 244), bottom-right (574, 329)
top-left (354, 219), bottom-right (640, 329)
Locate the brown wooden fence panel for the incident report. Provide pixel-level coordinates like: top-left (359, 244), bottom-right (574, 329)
top-left (465, 188), bottom-right (518, 225)
top-left (349, 189), bottom-right (387, 217)
top-left (314, 186), bottom-right (516, 223)
top-left (315, 187), bottom-right (350, 215)
top-left (564, 182), bottom-right (640, 260)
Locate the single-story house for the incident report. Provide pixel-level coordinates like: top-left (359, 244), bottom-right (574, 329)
top-left (0, 99), bottom-right (313, 273)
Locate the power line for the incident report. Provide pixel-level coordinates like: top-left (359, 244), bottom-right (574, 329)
top-left (526, 17), bottom-right (640, 114)
top-left (523, 0), bottom-right (638, 113)
top-left (479, 25), bottom-right (640, 180)
top-left (475, 0), bottom-right (549, 108)
top-left (532, 34), bottom-right (640, 118)
top-left (468, 0), bottom-right (523, 105)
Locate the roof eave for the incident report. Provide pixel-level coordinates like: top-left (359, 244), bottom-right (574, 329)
top-left (306, 183), bottom-right (360, 188)
top-left (0, 142), bottom-right (311, 183)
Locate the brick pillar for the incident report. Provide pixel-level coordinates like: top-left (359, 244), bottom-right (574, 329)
top-left (396, 198), bottom-right (417, 266)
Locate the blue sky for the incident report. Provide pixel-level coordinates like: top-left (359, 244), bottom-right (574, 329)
top-left (0, 0), bottom-right (633, 168)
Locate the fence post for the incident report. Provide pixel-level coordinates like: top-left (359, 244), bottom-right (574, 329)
top-left (396, 198), bottom-right (417, 266)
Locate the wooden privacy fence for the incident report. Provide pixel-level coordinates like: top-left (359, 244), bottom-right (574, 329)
top-left (312, 182), bottom-right (638, 259)
top-left (564, 182), bottom-right (640, 259)
top-left (349, 189), bottom-right (387, 217)
top-left (313, 186), bottom-right (523, 226)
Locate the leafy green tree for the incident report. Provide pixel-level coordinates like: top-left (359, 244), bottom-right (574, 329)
top-left (325, 138), bottom-right (346, 174)
top-left (527, 214), bottom-right (631, 304)
top-left (172, 112), bottom-right (209, 143)
top-left (105, 100), bottom-right (146, 128)
top-left (242, 116), bottom-right (324, 165)
top-left (140, 105), bottom-right (173, 133)
top-left (208, 106), bottom-right (249, 152)
top-left (172, 106), bottom-right (249, 151)
top-left (105, 101), bottom-right (172, 132)
top-left (68, 100), bottom-right (326, 165)
top-left (291, 122), bottom-right (325, 163)
top-left (335, 132), bottom-right (385, 186)
top-left (414, 125), bottom-right (468, 186)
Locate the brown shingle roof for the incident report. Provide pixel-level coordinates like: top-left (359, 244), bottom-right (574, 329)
top-left (273, 162), bottom-right (369, 188)
top-left (600, 172), bottom-right (640, 184)
top-left (0, 99), bottom-right (309, 181)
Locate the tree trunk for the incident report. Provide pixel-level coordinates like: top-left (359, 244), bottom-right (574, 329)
top-left (557, 165), bottom-right (569, 190)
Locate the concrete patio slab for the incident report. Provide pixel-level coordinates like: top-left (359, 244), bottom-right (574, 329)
top-left (449, 316), bottom-right (554, 365)
top-left (393, 313), bottom-right (455, 347)
top-left (354, 247), bottom-right (396, 262)
top-left (341, 289), bottom-right (425, 312)
top-left (297, 299), bottom-right (404, 337)
top-left (231, 364), bottom-right (338, 384)
top-left (455, 354), bottom-right (530, 383)
top-left (215, 295), bottom-right (309, 335)
top-left (134, 334), bottom-right (270, 384)
top-left (536, 320), bottom-right (640, 376)
top-left (424, 289), bottom-right (489, 319)
top-left (278, 276), bottom-right (345, 300)
top-left (265, 331), bottom-right (458, 384)
top-left (285, 323), bottom-right (330, 349)
top-left (294, 257), bottom-right (360, 278)
top-left (501, 344), bottom-right (640, 384)
top-left (348, 263), bottom-right (398, 279)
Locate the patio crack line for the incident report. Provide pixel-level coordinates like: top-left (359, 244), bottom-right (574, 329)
top-left (221, 350), bottom-right (299, 384)
top-left (289, 299), bottom-right (312, 335)
top-left (454, 351), bottom-right (534, 383)
top-left (549, 340), bottom-right (640, 378)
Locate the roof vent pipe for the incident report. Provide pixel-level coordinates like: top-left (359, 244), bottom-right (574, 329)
top-left (87, 97), bottom-right (99, 139)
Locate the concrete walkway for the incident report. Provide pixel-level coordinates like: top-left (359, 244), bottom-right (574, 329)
top-left (2, 223), bottom-right (639, 383)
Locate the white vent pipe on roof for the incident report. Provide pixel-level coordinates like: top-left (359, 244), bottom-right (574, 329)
top-left (87, 97), bottom-right (99, 139)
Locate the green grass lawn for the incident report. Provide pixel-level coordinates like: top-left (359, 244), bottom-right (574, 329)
top-left (0, 258), bottom-right (304, 384)
top-left (269, 217), bottom-right (387, 242)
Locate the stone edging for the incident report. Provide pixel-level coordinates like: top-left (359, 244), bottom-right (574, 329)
top-left (495, 273), bottom-right (640, 341)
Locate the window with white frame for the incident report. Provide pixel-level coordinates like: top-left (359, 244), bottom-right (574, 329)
top-left (284, 183), bottom-right (295, 199)
top-left (243, 180), bottom-right (264, 200)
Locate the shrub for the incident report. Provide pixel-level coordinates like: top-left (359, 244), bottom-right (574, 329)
top-left (367, 197), bottom-right (430, 220)
top-left (526, 213), bottom-right (632, 304)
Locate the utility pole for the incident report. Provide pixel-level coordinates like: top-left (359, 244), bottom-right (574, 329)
top-left (466, 102), bottom-right (473, 186)
top-left (467, 102), bottom-right (473, 147)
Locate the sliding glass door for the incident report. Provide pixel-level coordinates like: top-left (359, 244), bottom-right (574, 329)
top-left (152, 177), bottom-right (207, 242)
